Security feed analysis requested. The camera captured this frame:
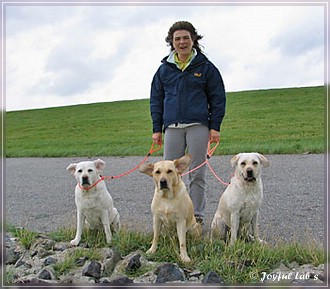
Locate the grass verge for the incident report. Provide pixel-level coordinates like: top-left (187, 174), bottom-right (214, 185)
top-left (6, 224), bottom-right (324, 284)
top-left (6, 86), bottom-right (325, 157)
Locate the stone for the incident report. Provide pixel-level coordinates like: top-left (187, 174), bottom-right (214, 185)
top-left (82, 260), bottom-right (102, 279)
top-left (125, 253), bottom-right (141, 273)
top-left (202, 270), bottom-right (224, 283)
top-left (15, 276), bottom-right (50, 284)
top-left (37, 267), bottom-right (56, 281)
top-left (103, 249), bottom-right (122, 277)
top-left (73, 276), bottom-right (96, 283)
top-left (36, 248), bottom-right (53, 259)
top-left (97, 247), bottom-right (114, 260)
top-left (75, 256), bottom-right (88, 266)
top-left (15, 259), bottom-right (32, 269)
top-left (6, 247), bottom-right (21, 265)
top-left (155, 263), bottom-right (185, 283)
top-left (44, 256), bottom-right (58, 266)
top-left (53, 242), bottom-right (67, 251)
top-left (106, 276), bottom-right (134, 284)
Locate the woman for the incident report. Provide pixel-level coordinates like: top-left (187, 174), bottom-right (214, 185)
top-left (150, 21), bottom-right (226, 225)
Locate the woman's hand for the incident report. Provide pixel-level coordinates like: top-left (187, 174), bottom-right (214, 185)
top-left (152, 132), bottom-right (163, 145)
top-left (209, 129), bottom-right (220, 143)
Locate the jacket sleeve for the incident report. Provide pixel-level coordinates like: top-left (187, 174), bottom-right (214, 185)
top-left (206, 63), bottom-right (226, 131)
top-left (150, 67), bottom-right (164, 133)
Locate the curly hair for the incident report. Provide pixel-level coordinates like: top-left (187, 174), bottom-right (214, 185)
top-left (165, 21), bottom-right (203, 53)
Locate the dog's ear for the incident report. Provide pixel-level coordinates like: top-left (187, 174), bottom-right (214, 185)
top-left (174, 155), bottom-right (191, 174)
top-left (66, 163), bottom-right (77, 174)
top-left (230, 154), bottom-right (241, 167)
top-left (139, 163), bottom-right (154, 176)
top-left (94, 159), bottom-right (106, 172)
top-left (257, 154), bottom-right (269, 168)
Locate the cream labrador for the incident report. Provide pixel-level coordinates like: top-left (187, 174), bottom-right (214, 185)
top-left (67, 159), bottom-right (120, 246)
top-left (211, 153), bottom-right (269, 245)
top-left (139, 155), bottom-right (201, 263)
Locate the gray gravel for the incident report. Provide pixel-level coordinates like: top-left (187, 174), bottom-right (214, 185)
top-left (5, 154), bottom-right (325, 244)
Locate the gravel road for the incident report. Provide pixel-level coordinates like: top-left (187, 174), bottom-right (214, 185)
top-left (5, 154), bottom-right (326, 244)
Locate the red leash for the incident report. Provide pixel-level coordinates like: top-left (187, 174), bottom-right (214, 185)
top-left (206, 159), bottom-right (230, 186)
top-left (181, 140), bottom-right (230, 186)
top-left (105, 142), bottom-right (162, 180)
top-left (181, 141), bottom-right (218, 177)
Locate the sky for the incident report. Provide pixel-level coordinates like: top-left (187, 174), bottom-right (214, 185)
top-left (3, 2), bottom-right (326, 111)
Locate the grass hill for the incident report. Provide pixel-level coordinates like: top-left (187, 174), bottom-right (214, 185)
top-left (5, 86), bottom-right (325, 157)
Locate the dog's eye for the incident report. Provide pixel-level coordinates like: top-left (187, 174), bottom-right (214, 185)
top-left (167, 169), bottom-right (173, 174)
top-left (155, 170), bottom-right (161, 174)
top-left (240, 162), bottom-right (246, 166)
top-left (253, 161), bottom-right (258, 166)
top-left (88, 169), bottom-right (93, 173)
top-left (77, 169), bottom-right (82, 173)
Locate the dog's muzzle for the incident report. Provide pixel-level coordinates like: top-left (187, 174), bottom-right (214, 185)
top-left (160, 178), bottom-right (169, 190)
top-left (81, 176), bottom-right (91, 186)
top-left (244, 168), bottom-right (256, 182)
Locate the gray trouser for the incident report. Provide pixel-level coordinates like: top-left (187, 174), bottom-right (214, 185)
top-left (164, 124), bottom-right (209, 217)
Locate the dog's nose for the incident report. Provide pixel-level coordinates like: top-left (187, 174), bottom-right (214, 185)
top-left (82, 176), bottom-right (90, 185)
top-left (246, 168), bottom-right (254, 178)
top-left (160, 178), bottom-right (168, 190)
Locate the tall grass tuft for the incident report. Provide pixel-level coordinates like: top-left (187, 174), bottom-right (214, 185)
top-left (6, 224), bottom-right (39, 250)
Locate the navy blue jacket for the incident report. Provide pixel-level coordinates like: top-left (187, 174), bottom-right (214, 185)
top-left (150, 52), bottom-right (226, 133)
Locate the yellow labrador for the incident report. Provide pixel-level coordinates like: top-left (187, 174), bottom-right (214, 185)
top-left (67, 159), bottom-right (120, 246)
top-left (139, 155), bottom-right (201, 263)
top-left (211, 153), bottom-right (269, 245)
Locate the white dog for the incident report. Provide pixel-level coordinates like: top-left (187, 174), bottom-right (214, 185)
top-left (211, 153), bottom-right (269, 245)
top-left (67, 159), bottom-right (120, 246)
top-left (139, 155), bottom-right (201, 263)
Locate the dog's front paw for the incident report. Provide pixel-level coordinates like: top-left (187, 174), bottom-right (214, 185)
top-left (105, 237), bottom-right (112, 245)
top-left (70, 239), bottom-right (80, 246)
top-left (146, 246), bottom-right (157, 255)
top-left (180, 253), bottom-right (191, 263)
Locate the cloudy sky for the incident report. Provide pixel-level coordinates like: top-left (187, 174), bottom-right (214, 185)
top-left (4, 2), bottom-right (325, 111)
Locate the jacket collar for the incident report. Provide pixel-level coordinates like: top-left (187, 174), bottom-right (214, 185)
top-left (162, 50), bottom-right (207, 69)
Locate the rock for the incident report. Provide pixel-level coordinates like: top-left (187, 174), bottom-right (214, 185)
top-left (202, 270), bottom-right (224, 283)
top-left (6, 247), bottom-right (21, 265)
top-left (31, 238), bottom-right (55, 251)
top-left (125, 253), bottom-right (141, 273)
top-left (15, 259), bottom-right (31, 269)
top-left (106, 276), bottom-right (134, 284)
top-left (38, 268), bottom-right (53, 280)
top-left (44, 256), bottom-right (58, 266)
top-left (155, 263), bottom-right (185, 283)
top-left (75, 256), bottom-right (88, 266)
top-left (133, 271), bottom-right (158, 283)
top-left (97, 247), bottom-right (114, 260)
top-left (53, 242), bottom-right (67, 251)
top-left (102, 249), bottom-right (122, 277)
top-left (82, 260), bottom-right (102, 279)
top-left (15, 276), bottom-right (51, 284)
top-left (36, 248), bottom-right (53, 259)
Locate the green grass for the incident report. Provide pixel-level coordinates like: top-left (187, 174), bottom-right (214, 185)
top-left (52, 247), bottom-right (102, 277)
top-left (6, 224), bottom-right (39, 250)
top-left (5, 86), bottom-right (325, 157)
top-left (6, 224), bottom-right (324, 284)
